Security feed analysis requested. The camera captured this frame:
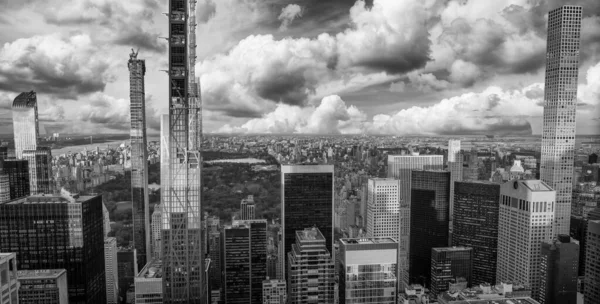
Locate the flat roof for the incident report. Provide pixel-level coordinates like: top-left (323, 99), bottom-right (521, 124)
top-left (17, 269), bottom-right (66, 279)
top-left (0, 253), bottom-right (16, 261)
top-left (297, 227), bottom-right (324, 241)
top-left (1, 194), bottom-right (98, 205)
top-left (281, 164), bottom-right (334, 174)
top-left (433, 246), bottom-right (472, 252)
top-left (137, 259), bottom-right (162, 279)
top-left (340, 238), bottom-right (397, 245)
top-left (519, 180), bottom-right (553, 192)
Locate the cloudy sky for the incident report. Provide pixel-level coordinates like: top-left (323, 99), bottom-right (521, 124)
top-left (0, 0), bottom-right (599, 136)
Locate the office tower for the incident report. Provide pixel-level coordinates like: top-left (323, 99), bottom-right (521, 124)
top-left (11, 91), bottom-right (38, 159)
top-left (0, 168), bottom-right (8, 203)
top-left (240, 195), bottom-right (256, 220)
top-left (0, 147), bottom-right (7, 160)
top-left (0, 253), bottom-right (18, 304)
top-left (162, 0), bottom-right (204, 301)
top-left (222, 220), bottom-right (267, 304)
top-left (128, 50), bottom-right (151, 271)
top-left (497, 180), bottom-right (555, 298)
top-left (338, 237), bottom-right (397, 304)
top-left (447, 140), bottom-right (463, 243)
top-left (584, 220), bottom-right (600, 303)
top-left (151, 204), bottom-right (162, 259)
top-left (430, 247), bottom-right (473, 298)
top-left (22, 147), bottom-right (52, 195)
top-left (104, 237), bottom-right (119, 304)
top-left (0, 192), bottom-right (106, 304)
top-left (103, 203), bottom-right (111, 237)
top-left (262, 279), bottom-right (286, 304)
top-left (540, 5), bottom-right (582, 236)
top-left (387, 154), bottom-right (443, 288)
top-left (452, 181), bottom-right (501, 285)
top-left (207, 217), bottom-right (221, 292)
top-left (1, 160), bottom-right (29, 200)
top-left (409, 170), bottom-right (450, 287)
top-left (287, 228), bottom-right (335, 304)
top-left (134, 259), bottom-right (163, 304)
top-left (117, 249), bottom-right (137, 303)
top-left (366, 178), bottom-right (400, 239)
top-left (538, 235), bottom-right (578, 304)
top-left (17, 269), bottom-right (69, 304)
top-left (266, 255), bottom-right (278, 280)
top-left (281, 165), bottom-right (334, 279)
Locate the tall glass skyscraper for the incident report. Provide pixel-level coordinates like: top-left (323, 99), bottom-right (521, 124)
top-left (540, 5), bottom-right (582, 236)
top-left (128, 49), bottom-right (150, 271)
top-left (387, 154), bottom-right (443, 288)
top-left (430, 247), bottom-right (473, 298)
top-left (11, 91), bottom-right (38, 159)
top-left (1, 159), bottom-right (29, 200)
top-left (162, 0), bottom-right (204, 302)
top-left (0, 193), bottom-right (106, 304)
top-left (22, 147), bottom-right (52, 195)
top-left (366, 178), bottom-right (400, 240)
top-left (280, 165), bottom-right (334, 280)
top-left (409, 169), bottom-right (450, 287)
top-left (452, 181), bottom-right (501, 285)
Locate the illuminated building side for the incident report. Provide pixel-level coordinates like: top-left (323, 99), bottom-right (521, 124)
top-left (128, 49), bottom-right (151, 271)
top-left (11, 91), bottom-right (39, 159)
top-left (22, 147), bottom-right (53, 195)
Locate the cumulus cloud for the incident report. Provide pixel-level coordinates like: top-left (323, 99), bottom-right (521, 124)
top-left (78, 93), bottom-right (130, 130)
top-left (279, 4), bottom-right (303, 31)
top-left (0, 34), bottom-right (113, 98)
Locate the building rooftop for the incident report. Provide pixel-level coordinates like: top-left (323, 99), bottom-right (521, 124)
top-left (440, 283), bottom-right (535, 304)
top-left (296, 227), bottom-right (325, 241)
top-left (17, 269), bottom-right (66, 279)
top-left (0, 253), bottom-right (16, 261)
top-left (519, 180), bottom-right (553, 192)
top-left (340, 237), bottom-right (397, 245)
top-left (137, 259), bottom-right (162, 279)
top-left (1, 194), bottom-right (97, 205)
top-left (12, 91), bottom-right (36, 108)
top-left (433, 246), bottom-right (472, 253)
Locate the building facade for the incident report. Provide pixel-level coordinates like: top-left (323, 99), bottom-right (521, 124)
top-left (452, 181), bottom-right (501, 285)
top-left (162, 0), bottom-right (205, 301)
top-left (281, 165), bottom-right (334, 280)
top-left (11, 91), bottom-right (38, 159)
top-left (447, 140), bottom-right (462, 243)
top-left (496, 180), bottom-right (555, 298)
top-left (287, 228), bottom-right (335, 304)
top-left (366, 178), bottom-right (400, 239)
top-left (0, 193), bottom-right (106, 304)
top-left (540, 5), bottom-right (583, 236)
top-left (409, 170), bottom-right (450, 287)
top-left (338, 238), bottom-right (397, 304)
top-left (262, 279), bottom-right (286, 304)
top-left (134, 259), bottom-right (163, 304)
top-left (17, 269), bottom-right (69, 304)
top-left (151, 205), bottom-right (161, 259)
top-left (584, 220), bottom-right (600, 304)
top-left (1, 160), bottom-right (29, 200)
top-left (104, 237), bottom-right (119, 304)
top-left (0, 253), bottom-right (18, 304)
top-left (128, 50), bottom-right (151, 271)
top-left (117, 249), bottom-right (137, 303)
top-left (430, 247), bottom-right (473, 299)
top-left (240, 195), bottom-right (256, 220)
top-left (387, 154), bottom-right (444, 288)
top-left (22, 147), bottom-right (52, 195)
top-left (538, 235), bottom-right (578, 304)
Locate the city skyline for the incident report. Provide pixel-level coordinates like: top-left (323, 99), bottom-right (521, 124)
top-left (0, 0), bottom-right (599, 136)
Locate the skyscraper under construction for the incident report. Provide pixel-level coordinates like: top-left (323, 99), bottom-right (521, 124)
top-left (128, 49), bottom-right (151, 271)
top-left (162, 0), bottom-right (205, 302)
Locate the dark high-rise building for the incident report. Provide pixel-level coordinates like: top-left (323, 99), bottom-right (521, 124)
top-left (590, 153), bottom-right (598, 164)
top-left (540, 5), bottom-right (583, 236)
top-left (162, 0), bottom-right (205, 302)
top-left (409, 170), bottom-right (450, 287)
top-left (0, 146), bottom-right (8, 160)
top-left (584, 220), bottom-right (600, 304)
top-left (281, 165), bottom-right (334, 279)
top-left (538, 235), bottom-right (578, 304)
top-left (22, 147), bottom-right (52, 195)
top-left (0, 192), bottom-right (106, 304)
top-left (430, 247), bottom-right (473, 299)
top-left (1, 159), bottom-right (29, 200)
top-left (221, 220), bottom-right (267, 304)
top-left (117, 250), bottom-right (137, 302)
top-left (452, 181), bottom-right (501, 285)
top-left (128, 49), bottom-right (150, 271)
top-left (570, 209), bottom-right (600, 278)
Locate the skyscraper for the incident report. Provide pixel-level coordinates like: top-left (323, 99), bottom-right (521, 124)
top-left (496, 180), bottom-right (555, 298)
top-left (11, 91), bottom-right (38, 159)
top-left (240, 195), bottom-right (255, 220)
top-left (452, 181), bottom-right (501, 285)
top-left (447, 140), bottom-right (463, 243)
top-left (22, 147), bottom-right (52, 195)
top-left (287, 228), bottom-right (335, 304)
top-left (134, 259), bottom-right (164, 304)
top-left (0, 161), bottom-right (8, 203)
top-left (387, 154), bottom-right (443, 288)
top-left (409, 170), bottom-right (450, 287)
top-left (0, 192), bottom-right (106, 304)
top-left (162, 0), bottom-right (205, 302)
top-left (584, 220), bottom-right (600, 304)
top-left (366, 178), bottom-right (400, 239)
top-left (1, 160), bottom-right (29, 200)
top-left (262, 279), bottom-right (287, 304)
top-left (281, 165), bottom-right (334, 279)
top-left (17, 269), bottom-right (69, 304)
top-left (0, 253), bottom-right (18, 304)
top-left (540, 5), bottom-right (583, 236)
top-left (151, 204), bottom-right (162, 259)
top-left (538, 235), bottom-right (578, 304)
top-left (104, 237), bottom-right (119, 304)
top-left (338, 237), bottom-right (397, 304)
top-left (117, 249), bottom-right (137, 303)
top-left (128, 49), bottom-right (150, 271)
top-left (430, 247), bottom-right (473, 299)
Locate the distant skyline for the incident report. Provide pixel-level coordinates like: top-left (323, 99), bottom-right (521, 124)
top-left (0, 0), bottom-right (599, 135)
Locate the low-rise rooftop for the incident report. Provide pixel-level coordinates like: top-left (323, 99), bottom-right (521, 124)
top-left (340, 237), bottom-right (397, 245)
top-left (137, 259), bottom-right (162, 279)
top-left (17, 269), bottom-right (66, 279)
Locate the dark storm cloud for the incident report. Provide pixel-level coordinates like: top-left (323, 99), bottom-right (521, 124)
top-left (255, 73), bottom-right (310, 106)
